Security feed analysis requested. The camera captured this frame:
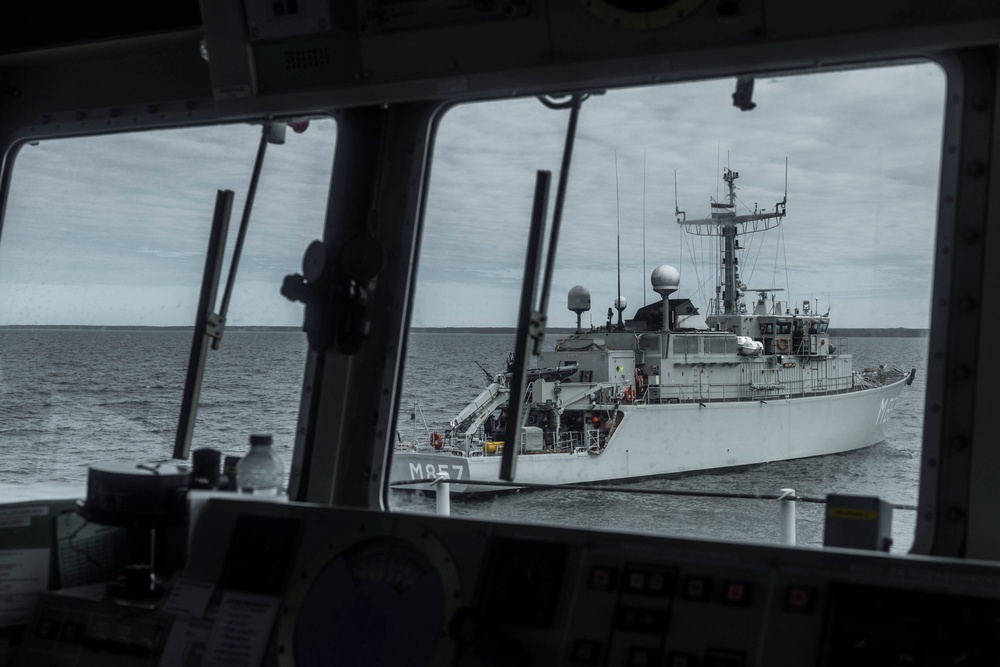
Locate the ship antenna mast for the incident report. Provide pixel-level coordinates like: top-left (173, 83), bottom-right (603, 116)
top-left (783, 156), bottom-right (788, 209)
top-left (676, 162), bottom-right (787, 318)
top-left (615, 151), bottom-right (623, 329)
top-left (674, 170), bottom-right (685, 222)
top-left (722, 167), bottom-right (739, 315)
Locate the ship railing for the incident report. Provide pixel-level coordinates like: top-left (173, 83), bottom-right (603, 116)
top-left (464, 431), bottom-right (598, 455)
top-left (854, 373), bottom-right (878, 390)
top-left (827, 336), bottom-right (849, 354)
top-left (551, 431), bottom-right (587, 451)
top-left (649, 372), bottom-right (883, 404)
top-left (859, 364), bottom-right (910, 387)
top-left (395, 478), bottom-right (917, 548)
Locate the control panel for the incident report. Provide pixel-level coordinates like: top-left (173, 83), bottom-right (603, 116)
top-left (15, 498), bottom-right (1000, 666)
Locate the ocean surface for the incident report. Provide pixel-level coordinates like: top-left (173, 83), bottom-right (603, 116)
top-left (0, 329), bottom-right (927, 551)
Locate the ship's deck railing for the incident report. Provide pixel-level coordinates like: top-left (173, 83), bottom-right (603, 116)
top-left (639, 366), bottom-right (908, 405)
top-left (649, 375), bottom-right (855, 403)
top-left (394, 477), bottom-right (917, 548)
top-left (458, 430), bottom-right (599, 456)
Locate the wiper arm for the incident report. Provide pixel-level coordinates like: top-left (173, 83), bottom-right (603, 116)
top-left (174, 190), bottom-right (234, 460)
top-left (498, 170), bottom-right (550, 482)
top-left (215, 121), bottom-right (286, 349)
top-left (499, 92), bottom-right (587, 482)
top-left (172, 121), bottom-right (286, 460)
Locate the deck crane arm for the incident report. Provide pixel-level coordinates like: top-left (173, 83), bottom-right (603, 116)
top-left (449, 375), bottom-right (511, 438)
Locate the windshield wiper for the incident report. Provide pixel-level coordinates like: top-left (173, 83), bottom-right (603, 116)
top-left (499, 92), bottom-right (590, 482)
top-left (173, 121), bottom-right (287, 461)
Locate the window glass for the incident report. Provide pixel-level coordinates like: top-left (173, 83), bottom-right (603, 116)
top-left (0, 120), bottom-right (336, 487)
top-left (705, 336), bottom-right (734, 354)
top-left (639, 335), bottom-right (659, 351)
top-left (675, 337), bottom-right (700, 354)
top-left (393, 63), bottom-right (942, 550)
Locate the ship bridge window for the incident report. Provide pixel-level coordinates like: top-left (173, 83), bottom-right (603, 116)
top-left (705, 336), bottom-right (735, 354)
top-left (388, 62), bottom-right (941, 553)
top-left (0, 119), bottom-right (336, 488)
top-left (639, 334), bottom-right (660, 351)
top-left (674, 336), bottom-right (701, 354)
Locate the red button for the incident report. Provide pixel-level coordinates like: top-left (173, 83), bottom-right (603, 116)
top-left (785, 586), bottom-right (816, 613)
top-left (589, 566), bottom-right (617, 591)
top-left (722, 580), bottom-right (752, 605)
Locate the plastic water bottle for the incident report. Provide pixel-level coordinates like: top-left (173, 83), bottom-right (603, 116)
top-left (236, 433), bottom-right (284, 496)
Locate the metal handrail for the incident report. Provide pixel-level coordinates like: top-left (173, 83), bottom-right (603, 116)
top-left (391, 477), bottom-right (917, 511)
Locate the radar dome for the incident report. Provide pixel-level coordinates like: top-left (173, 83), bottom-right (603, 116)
top-left (651, 264), bottom-right (681, 296)
top-left (567, 285), bottom-right (591, 314)
top-left (614, 295), bottom-right (627, 311)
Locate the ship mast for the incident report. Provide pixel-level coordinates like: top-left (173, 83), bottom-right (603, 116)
top-left (678, 166), bottom-right (786, 316)
top-left (721, 169), bottom-right (739, 314)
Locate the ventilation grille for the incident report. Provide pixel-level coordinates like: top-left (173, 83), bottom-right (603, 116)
top-left (284, 47), bottom-right (331, 71)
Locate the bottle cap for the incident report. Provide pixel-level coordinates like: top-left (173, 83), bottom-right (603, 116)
top-left (250, 433), bottom-right (273, 446)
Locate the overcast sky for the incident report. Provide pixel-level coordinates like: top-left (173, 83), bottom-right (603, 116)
top-left (0, 61), bottom-right (943, 329)
top-left (416, 61), bottom-right (945, 330)
top-left (0, 120), bottom-right (336, 326)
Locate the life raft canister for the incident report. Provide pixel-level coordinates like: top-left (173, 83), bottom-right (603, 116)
top-left (430, 432), bottom-right (443, 449)
top-left (776, 337), bottom-right (789, 351)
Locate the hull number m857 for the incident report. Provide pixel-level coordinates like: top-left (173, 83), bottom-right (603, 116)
top-left (876, 396), bottom-right (899, 425)
top-left (410, 463), bottom-right (465, 480)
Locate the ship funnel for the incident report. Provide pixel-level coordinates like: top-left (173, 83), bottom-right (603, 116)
top-left (651, 264), bottom-right (680, 331)
top-left (568, 285), bottom-right (591, 332)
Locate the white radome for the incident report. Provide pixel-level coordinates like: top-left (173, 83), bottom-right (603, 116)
top-left (651, 264), bottom-right (681, 296)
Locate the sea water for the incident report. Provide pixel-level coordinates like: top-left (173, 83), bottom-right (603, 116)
top-left (0, 329), bottom-right (927, 550)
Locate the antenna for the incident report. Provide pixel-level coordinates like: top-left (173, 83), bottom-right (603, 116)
top-left (615, 151), bottom-right (622, 328)
top-left (779, 156), bottom-right (788, 213)
top-left (674, 170), bottom-right (685, 297)
top-left (674, 170), bottom-right (685, 221)
top-left (642, 150), bottom-right (646, 307)
top-left (716, 141), bottom-right (721, 202)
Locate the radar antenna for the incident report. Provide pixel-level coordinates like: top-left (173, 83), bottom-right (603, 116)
top-left (677, 162), bottom-right (787, 316)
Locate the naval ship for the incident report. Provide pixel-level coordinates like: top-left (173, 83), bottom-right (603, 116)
top-left (2, 2), bottom-right (1000, 666)
top-left (392, 167), bottom-right (914, 492)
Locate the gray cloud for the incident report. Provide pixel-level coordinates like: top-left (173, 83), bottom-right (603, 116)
top-left (413, 62), bottom-right (943, 329)
top-left (1, 120), bottom-right (335, 325)
top-left (1, 64), bottom-right (942, 330)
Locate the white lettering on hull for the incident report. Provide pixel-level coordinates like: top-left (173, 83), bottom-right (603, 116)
top-left (876, 396), bottom-right (899, 425)
top-left (408, 462), bottom-right (465, 480)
